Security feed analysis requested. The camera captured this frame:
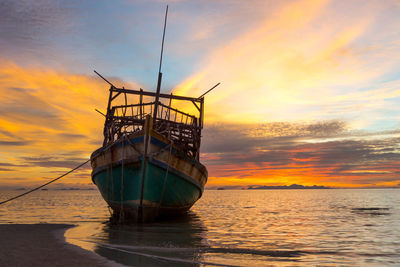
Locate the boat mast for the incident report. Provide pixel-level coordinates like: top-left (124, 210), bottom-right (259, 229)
top-left (153, 5), bottom-right (169, 124)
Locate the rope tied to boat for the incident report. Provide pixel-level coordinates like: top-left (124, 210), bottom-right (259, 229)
top-left (124, 134), bottom-right (174, 158)
top-left (119, 134), bottom-right (127, 222)
top-left (0, 159), bottom-right (90, 206)
top-left (125, 135), bottom-right (172, 157)
top-left (158, 140), bottom-right (173, 208)
top-left (124, 136), bottom-right (144, 156)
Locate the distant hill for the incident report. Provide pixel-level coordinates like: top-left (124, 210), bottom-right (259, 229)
top-left (207, 184), bottom-right (331, 190)
top-left (247, 184), bottom-right (330, 190)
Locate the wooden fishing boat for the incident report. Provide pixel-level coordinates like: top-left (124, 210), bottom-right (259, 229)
top-left (90, 84), bottom-right (212, 222)
top-left (90, 7), bottom-right (217, 222)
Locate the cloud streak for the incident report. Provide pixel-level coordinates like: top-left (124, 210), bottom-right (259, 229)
top-left (0, 60), bottom-right (112, 186)
top-left (202, 122), bottom-right (400, 188)
top-left (174, 0), bottom-right (400, 127)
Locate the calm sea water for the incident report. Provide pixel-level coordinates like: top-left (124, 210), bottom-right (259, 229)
top-left (1, 189), bottom-right (399, 266)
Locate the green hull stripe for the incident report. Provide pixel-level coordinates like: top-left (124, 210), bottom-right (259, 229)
top-left (93, 161), bottom-right (202, 208)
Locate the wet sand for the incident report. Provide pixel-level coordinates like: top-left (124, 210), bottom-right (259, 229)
top-left (0, 224), bottom-right (119, 267)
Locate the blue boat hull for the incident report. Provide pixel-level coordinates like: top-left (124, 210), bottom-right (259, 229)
top-left (91, 131), bottom-right (207, 222)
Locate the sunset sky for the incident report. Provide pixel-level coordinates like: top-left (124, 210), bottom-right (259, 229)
top-left (1, 0), bottom-right (400, 189)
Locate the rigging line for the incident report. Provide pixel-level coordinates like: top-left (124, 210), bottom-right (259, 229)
top-left (153, 5), bottom-right (169, 124)
top-left (119, 134), bottom-right (125, 222)
top-left (0, 159), bottom-right (90, 206)
top-left (158, 141), bottom-right (173, 208)
top-left (105, 153), bottom-right (110, 204)
top-left (158, 5), bottom-right (169, 74)
top-left (125, 136), bottom-right (144, 156)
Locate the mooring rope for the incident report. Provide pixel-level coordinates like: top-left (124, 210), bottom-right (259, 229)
top-left (119, 134), bottom-right (126, 222)
top-left (159, 141), bottom-right (173, 208)
top-left (125, 134), bottom-right (173, 158)
top-left (0, 159), bottom-right (90, 205)
top-left (125, 136), bottom-right (143, 156)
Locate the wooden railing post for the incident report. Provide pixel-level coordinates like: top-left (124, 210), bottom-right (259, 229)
top-left (140, 88), bottom-right (143, 119)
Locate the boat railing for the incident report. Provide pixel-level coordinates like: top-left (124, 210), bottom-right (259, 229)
top-left (112, 102), bottom-right (154, 122)
top-left (100, 84), bottom-right (205, 159)
top-left (111, 101), bottom-right (198, 129)
top-left (155, 102), bottom-right (197, 125)
top-left (106, 101), bottom-right (201, 158)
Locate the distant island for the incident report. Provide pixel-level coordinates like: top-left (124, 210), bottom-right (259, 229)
top-left (211, 184), bottom-right (331, 190)
top-left (53, 187), bottom-right (96, 191)
top-left (247, 184), bottom-right (330, 190)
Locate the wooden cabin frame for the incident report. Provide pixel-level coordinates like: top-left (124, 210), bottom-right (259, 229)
top-left (102, 85), bottom-right (205, 160)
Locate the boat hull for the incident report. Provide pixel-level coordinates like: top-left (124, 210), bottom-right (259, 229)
top-left (91, 131), bottom-right (207, 222)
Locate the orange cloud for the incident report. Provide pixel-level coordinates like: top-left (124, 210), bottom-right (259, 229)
top-left (201, 121), bottom-right (400, 189)
top-left (0, 59), bottom-right (140, 187)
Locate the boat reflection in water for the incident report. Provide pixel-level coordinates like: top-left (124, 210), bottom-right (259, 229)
top-left (67, 212), bottom-right (210, 266)
top-left (95, 212), bottom-right (208, 266)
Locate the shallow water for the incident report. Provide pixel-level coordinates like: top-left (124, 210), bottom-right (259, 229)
top-left (1, 189), bottom-right (399, 266)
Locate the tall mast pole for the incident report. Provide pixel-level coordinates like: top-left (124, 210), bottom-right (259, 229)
top-left (153, 5), bottom-right (168, 124)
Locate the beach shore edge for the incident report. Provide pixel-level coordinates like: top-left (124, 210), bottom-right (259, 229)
top-left (0, 223), bottom-right (123, 267)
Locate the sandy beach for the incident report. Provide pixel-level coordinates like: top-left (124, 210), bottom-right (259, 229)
top-left (0, 224), bottom-right (117, 267)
